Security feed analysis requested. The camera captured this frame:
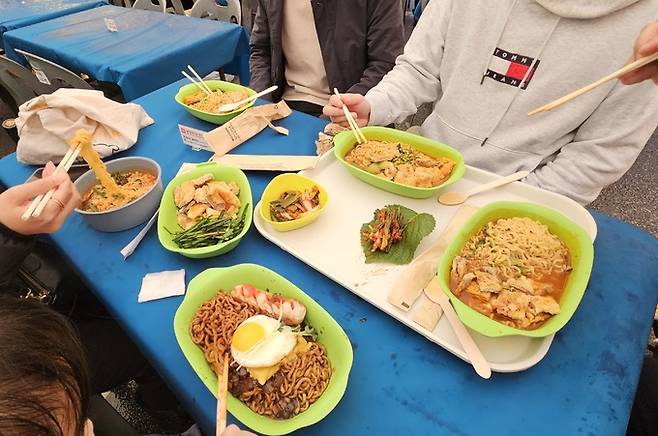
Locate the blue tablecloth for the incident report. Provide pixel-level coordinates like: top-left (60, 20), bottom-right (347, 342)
top-left (0, 0), bottom-right (106, 50)
top-left (3, 6), bottom-right (249, 100)
top-left (1, 80), bottom-right (657, 435)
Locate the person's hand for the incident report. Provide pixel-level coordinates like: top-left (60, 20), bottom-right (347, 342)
top-left (621, 22), bottom-right (658, 85)
top-left (221, 424), bottom-right (256, 436)
top-left (0, 161), bottom-right (80, 235)
top-left (322, 93), bottom-right (371, 128)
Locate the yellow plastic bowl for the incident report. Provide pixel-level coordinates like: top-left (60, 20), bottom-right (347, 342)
top-left (259, 174), bottom-right (329, 232)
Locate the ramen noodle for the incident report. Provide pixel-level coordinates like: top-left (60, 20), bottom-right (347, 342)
top-left (344, 140), bottom-right (456, 188)
top-left (190, 292), bottom-right (332, 419)
top-left (450, 217), bottom-right (571, 330)
top-left (184, 89), bottom-right (250, 113)
top-left (81, 170), bottom-right (157, 212)
top-left (73, 129), bottom-right (120, 195)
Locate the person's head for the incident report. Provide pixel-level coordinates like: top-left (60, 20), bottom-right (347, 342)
top-left (0, 296), bottom-right (92, 435)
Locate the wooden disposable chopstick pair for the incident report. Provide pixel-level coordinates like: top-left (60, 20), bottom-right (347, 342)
top-left (182, 65), bottom-right (213, 96)
top-left (528, 51), bottom-right (658, 116)
top-left (21, 142), bottom-right (82, 220)
top-left (333, 88), bottom-right (366, 144)
top-left (216, 356), bottom-right (229, 436)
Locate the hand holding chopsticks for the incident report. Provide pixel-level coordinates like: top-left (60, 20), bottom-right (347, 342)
top-left (21, 130), bottom-right (89, 222)
top-left (622, 22), bottom-right (658, 85)
top-left (528, 51), bottom-right (658, 115)
top-left (0, 161), bottom-right (80, 236)
top-left (332, 88), bottom-right (366, 144)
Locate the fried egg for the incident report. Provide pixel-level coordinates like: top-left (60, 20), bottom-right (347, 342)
top-left (230, 315), bottom-right (297, 368)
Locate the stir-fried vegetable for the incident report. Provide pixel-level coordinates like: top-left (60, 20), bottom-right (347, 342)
top-left (167, 205), bottom-right (249, 249)
top-left (269, 186), bottom-right (320, 222)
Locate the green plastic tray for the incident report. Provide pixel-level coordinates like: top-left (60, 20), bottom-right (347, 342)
top-left (437, 201), bottom-right (594, 338)
top-left (157, 162), bottom-right (252, 259)
top-left (333, 126), bottom-right (465, 199)
top-left (175, 80), bottom-right (256, 125)
top-left (173, 264), bottom-right (353, 435)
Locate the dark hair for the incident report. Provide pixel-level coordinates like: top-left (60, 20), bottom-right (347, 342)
top-left (0, 296), bottom-right (90, 435)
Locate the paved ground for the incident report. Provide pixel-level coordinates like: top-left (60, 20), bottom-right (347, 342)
top-left (590, 128), bottom-right (658, 236)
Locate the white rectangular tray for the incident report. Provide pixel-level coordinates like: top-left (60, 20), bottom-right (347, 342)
top-left (254, 153), bottom-right (597, 372)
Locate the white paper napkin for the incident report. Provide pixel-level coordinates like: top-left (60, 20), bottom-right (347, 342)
top-left (138, 269), bottom-right (186, 303)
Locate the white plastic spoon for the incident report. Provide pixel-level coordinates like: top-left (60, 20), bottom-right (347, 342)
top-left (438, 170), bottom-right (529, 206)
top-left (216, 85), bottom-right (278, 113)
top-left (424, 277), bottom-right (492, 379)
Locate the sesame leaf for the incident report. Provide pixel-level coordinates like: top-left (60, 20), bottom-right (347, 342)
top-left (360, 204), bottom-right (436, 265)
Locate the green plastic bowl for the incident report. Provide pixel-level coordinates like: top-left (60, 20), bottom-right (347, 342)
top-left (333, 126), bottom-right (465, 199)
top-left (173, 264), bottom-right (353, 435)
top-left (437, 201), bottom-right (594, 338)
top-left (157, 162), bottom-right (252, 259)
top-left (175, 80), bottom-right (256, 125)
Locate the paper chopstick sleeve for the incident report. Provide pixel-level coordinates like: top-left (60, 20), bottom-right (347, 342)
top-left (203, 101), bottom-right (292, 157)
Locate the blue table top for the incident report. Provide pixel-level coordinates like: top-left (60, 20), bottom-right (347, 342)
top-left (1, 79), bottom-right (657, 436)
top-left (2, 5), bottom-right (249, 100)
top-left (0, 0), bottom-right (106, 50)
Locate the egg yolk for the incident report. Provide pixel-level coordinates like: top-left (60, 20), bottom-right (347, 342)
top-left (232, 322), bottom-right (267, 352)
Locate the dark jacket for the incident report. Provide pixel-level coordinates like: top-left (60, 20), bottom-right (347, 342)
top-left (0, 223), bottom-right (34, 288)
top-left (249, 0), bottom-right (405, 101)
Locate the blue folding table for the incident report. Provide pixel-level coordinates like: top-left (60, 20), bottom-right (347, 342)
top-left (0, 80), bottom-right (656, 435)
top-left (3, 5), bottom-right (249, 100)
top-left (0, 0), bottom-right (107, 50)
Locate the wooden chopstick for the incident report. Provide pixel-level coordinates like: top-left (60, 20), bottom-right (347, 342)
top-left (21, 145), bottom-right (81, 220)
top-left (31, 145), bottom-right (81, 218)
top-left (187, 65), bottom-right (213, 95)
top-left (182, 71), bottom-right (212, 96)
top-left (528, 51), bottom-right (658, 116)
top-left (216, 356), bottom-right (229, 436)
top-left (333, 88), bottom-right (366, 144)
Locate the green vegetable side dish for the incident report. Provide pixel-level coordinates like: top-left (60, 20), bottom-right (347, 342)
top-left (334, 126), bottom-right (465, 199)
top-left (269, 186), bottom-right (320, 222)
top-left (173, 264), bottom-right (353, 435)
top-left (437, 201), bottom-right (594, 338)
top-left (167, 206), bottom-right (249, 249)
top-left (175, 80), bottom-right (257, 125)
top-left (361, 205), bottom-right (436, 265)
top-left (259, 173), bottom-right (329, 233)
top-left (157, 163), bottom-right (253, 259)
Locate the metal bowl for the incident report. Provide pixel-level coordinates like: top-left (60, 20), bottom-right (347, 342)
top-left (74, 157), bottom-right (163, 232)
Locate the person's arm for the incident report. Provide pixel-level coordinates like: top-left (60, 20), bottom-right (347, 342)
top-left (363, 0), bottom-right (451, 126)
top-left (524, 80), bottom-right (658, 205)
top-left (621, 22), bottom-right (658, 85)
top-left (248, 0), bottom-right (273, 92)
top-left (0, 162), bottom-right (79, 235)
top-left (0, 162), bottom-right (78, 284)
top-left (346, 0), bottom-right (405, 95)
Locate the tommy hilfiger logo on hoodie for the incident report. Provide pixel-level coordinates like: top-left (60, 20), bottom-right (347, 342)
top-left (482, 47), bottom-right (540, 90)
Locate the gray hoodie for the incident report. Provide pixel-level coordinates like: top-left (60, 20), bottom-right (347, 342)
top-left (365, 0), bottom-right (658, 205)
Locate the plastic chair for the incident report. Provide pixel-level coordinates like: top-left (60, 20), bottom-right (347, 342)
top-left (189, 0), bottom-right (241, 24)
top-left (0, 55), bottom-right (54, 110)
top-left (109, 0), bottom-right (134, 6)
top-left (0, 55), bottom-right (55, 146)
top-left (14, 49), bottom-right (93, 91)
top-left (133, 0), bottom-right (186, 14)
